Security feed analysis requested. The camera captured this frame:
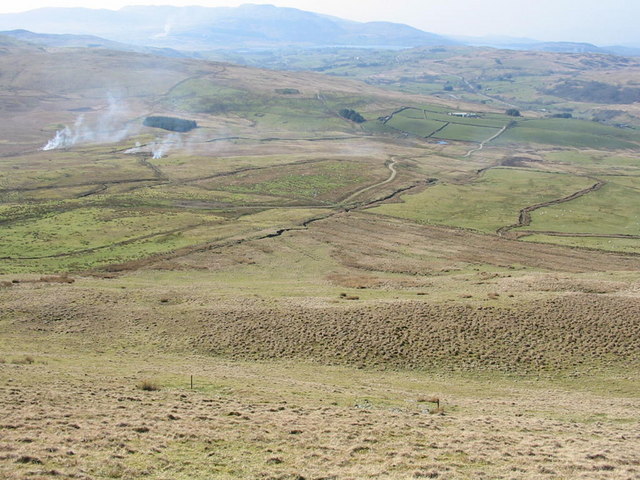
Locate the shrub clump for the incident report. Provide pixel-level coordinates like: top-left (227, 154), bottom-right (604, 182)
top-left (143, 116), bottom-right (197, 132)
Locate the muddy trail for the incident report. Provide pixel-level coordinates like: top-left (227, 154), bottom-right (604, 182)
top-left (497, 178), bottom-right (607, 237)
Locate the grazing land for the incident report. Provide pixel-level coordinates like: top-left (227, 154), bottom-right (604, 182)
top-left (1, 39), bottom-right (639, 479)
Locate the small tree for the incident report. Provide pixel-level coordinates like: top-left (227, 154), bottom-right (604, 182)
top-left (505, 108), bottom-right (521, 117)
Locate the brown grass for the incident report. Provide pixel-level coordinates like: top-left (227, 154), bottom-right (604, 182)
top-left (2, 279), bottom-right (639, 372)
top-left (0, 353), bottom-right (638, 480)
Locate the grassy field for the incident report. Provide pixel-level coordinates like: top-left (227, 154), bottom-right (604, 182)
top-left (372, 168), bottom-right (594, 233)
top-left (520, 180), bottom-right (640, 236)
top-left (387, 115), bottom-right (445, 137)
top-left (434, 123), bottom-right (501, 142)
top-left (0, 207), bottom-right (330, 274)
top-left (201, 159), bottom-right (383, 203)
top-left (523, 234), bottom-right (640, 254)
top-left (496, 118), bottom-right (640, 149)
top-left (384, 107), bottom-right (507, 142)
top-left (1, 347), bottom-right (638, 480)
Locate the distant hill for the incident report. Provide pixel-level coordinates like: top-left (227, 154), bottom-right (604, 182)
top-left (519, 42), bottom-right (640, 57)
top-left (451, 35), bottom-right (640, 57)
top-left (0, 29), bottom-right (190, 57)
top-left (0, 5), bottom-right (455, 50)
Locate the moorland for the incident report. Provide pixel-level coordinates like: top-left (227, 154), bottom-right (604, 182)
top-left (1, 33), bottom-right (639, 480)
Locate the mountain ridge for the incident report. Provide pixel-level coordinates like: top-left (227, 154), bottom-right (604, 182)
top-left (0, 4), bottom-right (455, 50)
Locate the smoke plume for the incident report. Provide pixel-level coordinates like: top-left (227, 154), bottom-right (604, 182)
top-left (41, 97), bottom-right (137, 151)
top-left (151, 133), bottom-right (182, 159)
top-left (123, 133), bottom-right (183, 159)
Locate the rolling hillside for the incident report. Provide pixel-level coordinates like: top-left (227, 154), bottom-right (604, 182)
top-left (0, 41), bottom-right (639, 480)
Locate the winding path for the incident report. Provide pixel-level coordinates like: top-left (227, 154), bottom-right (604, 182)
top-left (463, 125), bottom-right (508, 158)
top-left (341, 158), bottom-right (398, 204)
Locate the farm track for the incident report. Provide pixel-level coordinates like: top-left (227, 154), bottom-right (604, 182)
top-left (341, 158), bottom-right (398, 204)
top-left (497, 178), bottom-right (607, 237)
top-left (463, 125), bottom-right (508, 158)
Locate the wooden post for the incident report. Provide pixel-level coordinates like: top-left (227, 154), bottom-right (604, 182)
top-left (190, 375), bottom-right (193, 390)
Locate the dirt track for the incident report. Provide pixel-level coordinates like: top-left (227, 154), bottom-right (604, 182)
top-left (463, 124), bottom-right (508, 157)
top-left (341, 157), bottom-right (398, 204)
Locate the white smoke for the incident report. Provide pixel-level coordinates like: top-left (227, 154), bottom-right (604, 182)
top-left (151, 133), bottom-right (182, 159)
top-left (123, 134), bottom-right (184, 159)
top-left (41, 97), bottom-right (137, 151)
top-left (43, 125), bottom-right (74, 151)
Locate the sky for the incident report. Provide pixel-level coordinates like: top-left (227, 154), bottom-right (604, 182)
top-left (1, 0), bottom-right (639, 46)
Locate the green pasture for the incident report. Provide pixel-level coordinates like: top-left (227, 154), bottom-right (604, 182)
top-left (165, 77), bottom-right (360, 132)
top-left (383, 107), bottom-right (508, 142)
top-left (0, 207), bottom-right (328, 273)
top-left (371, 168), bottom-right (594, 233)
top-left (110, 184), bottom-right (288, 208)
top-left (496, 118), bottom-right (640, 149)
top-left (433, 123), bottom-right (501, 143)
top-left (387, 115), bottom-right (445, 137)
top-left (0, 207), bottom-right (222, 259)
top-left (519, 181), bottom-right (640, 236)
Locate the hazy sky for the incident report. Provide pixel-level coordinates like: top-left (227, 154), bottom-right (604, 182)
top-left (2, 0), bottom-right (639, 46)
